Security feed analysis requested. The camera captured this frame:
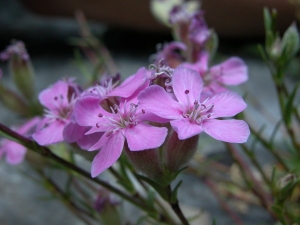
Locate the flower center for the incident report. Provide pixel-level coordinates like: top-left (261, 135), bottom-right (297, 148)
top-left (44, 94), bottom-right (74, 122)
top-left (96, 102), bottom-right (145, 137)
top-left (182, 90), bottom-right (214, 124)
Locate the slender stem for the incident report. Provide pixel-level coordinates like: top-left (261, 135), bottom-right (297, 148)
top-left (166, 185), bottom-right (190, 225)
top-left (248, 125), bottom-right (289, 171)
top-left (225, 143), bottom-right (276, 219)
top-left (204, 177), bottom-right (245, 225)
top-left (0, 123), bottom-right (153, 214)
top-left (37, 170), bottom-right (95, 225)
top-left (240, 144), bottom-right (272, 187)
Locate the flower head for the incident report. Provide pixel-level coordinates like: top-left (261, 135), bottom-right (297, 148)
top-left (182, 54), bottom-right (248, 95)
top-left (32, 79), bottom-right (80, 145)
top-left (138, 66), bottom-right (250, 142)
top-left (74, 95), bottom-right (168, 177)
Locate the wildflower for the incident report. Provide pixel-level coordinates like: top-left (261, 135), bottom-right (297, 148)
top-left (32, 79), bottom-right (80, 145)
top-left (152, 42), bottom-right (187, 68)
top-left (0, 117), bottom-right (40, 165)
top-left (138, 66), bottom-right (249, 142)
top-left (182, 53), bottom-right (248, 95)
top-left (74, 95), bottom-right (168, 177)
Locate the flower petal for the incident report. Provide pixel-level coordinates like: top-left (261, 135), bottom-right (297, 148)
top-left (203, 119), bottom-right (250, 143)
top-left (4, 142), bottom-right (26, 165)
top-left (124, 123), bottom-right (168, 151)
top-left (91, 132), bottom-right (124, 177)
top-left (39, 80), bottom-right (69, 110)
top-left (171, 119), bottom-right (203, 140)
top-left (138, 85), bottom-right (182, 119)
top-left (108, 67), bottom-right (149, 98)
top-left (32, 120), bottom-right (66, 145)
top-left (210, 57), bottom-right (248, 85)
top-left (74, 95), bottom-right (108, 127)
top-left (205, 90), bottom-right (247, 118)
top-left (172, 66), bottom-right (203, 105)
top-left (77, 132), bottom-right (103, 150)
top-left (63, 122), bottom-right (88, 143)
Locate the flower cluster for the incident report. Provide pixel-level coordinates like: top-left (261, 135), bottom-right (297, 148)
top-left (0, 4), bottom-right (250, 182)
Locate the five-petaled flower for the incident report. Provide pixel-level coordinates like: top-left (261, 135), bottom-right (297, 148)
top-left (138, 66), bottom-right (250, 142)
top-left (74, 95), bottom-right (168, 177)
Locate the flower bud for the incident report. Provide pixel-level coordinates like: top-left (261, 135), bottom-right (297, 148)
top-left (125, 130), bottom-right (199, 186)
top-left (0, 41), bottom-right (35, 101)
top-left (276, 173), bottom-right (299, 203)
top-left (124, 144), bottom-right (164, 182)
top-left (163, 130), bottom-right (199, 175)
top-left (0, 83), bottom-right (29, 115)
top-left (94, 188), bottom-right (122, 225)
top-left (281, 23), bottom-right (300, 61)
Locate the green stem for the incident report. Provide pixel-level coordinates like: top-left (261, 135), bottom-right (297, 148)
top-left (166, 185), bottom-right (190, 225)
top-left (225, 143), bottom-right (276, 218)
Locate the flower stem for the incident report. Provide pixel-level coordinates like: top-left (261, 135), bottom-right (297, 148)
top-left (166, 185), bottom-right (190, 225)
top-left (0, 122), bottom-right (153, 214)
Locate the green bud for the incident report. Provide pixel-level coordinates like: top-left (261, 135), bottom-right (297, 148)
top-left (281, 23), bottom-right (300, 61)
top-left (0, 84), bottom-right (29, 115)
top-left (276, 174), bottom-right (299, 203)
top-left (1, 41), bottom-right (35, 101)
top-left (94, 188), bottom-right (122, 225)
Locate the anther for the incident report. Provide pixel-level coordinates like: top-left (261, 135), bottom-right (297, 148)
top-left (185, 90), bottom-right (189, 94)
top-left (96, 123), bottom-right (101, 128)
top-left (98, 113), bottom-right (103, 117)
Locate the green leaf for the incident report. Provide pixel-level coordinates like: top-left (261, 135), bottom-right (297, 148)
top-left (281, 23), bottom-right (300, 61)
top-left (263, 7), bottom-right (272, 34)
top-left (283, 84), bottom-right (299, 126)
top-left (170, 180), bottom-right (182, 204)
top-left (135, 174), bottom-right (168, 200)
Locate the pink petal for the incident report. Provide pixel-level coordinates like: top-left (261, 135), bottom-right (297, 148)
top-left (77, 132), bottom-right (103, 150)
top-left (203, 119), bottom-right (250, 143)
top-left (138, 85), bottom-right (182, 119)
top-left (124, 123), bottom-right (168, 151)
top-left (171, 119), bottom-right (203, 140)
top-left (17, 117), bottom-right (41, 134)
top-left (172, 66), bottom-right (203, 105)
top-left (205, 90), bottom-right (247, 118)
top-left (39, 80), bottom-right (69, 110)
top-left (91, 132), bottom-right (124, 177)
top-left (32, 121), bottom-right (66, 145)
top-left (4, 142), bottom-right (26, 165)
top-left (108, 67), bottom-right (149, 98)
top-left (74, 95), bottom-right (108, 127)
top-left (63, 122), bottom-right (88, 143)
top-left (182, 52), bottom-right (208, 74)
top-left (210, 57), bottom-right (248, 85)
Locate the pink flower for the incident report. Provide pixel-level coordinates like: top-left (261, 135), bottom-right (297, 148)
top-left (138, 66), bottom-right (250, 142)
top-left (0, 117), bottom-right (40, 165)
top-left (182, 53), bottom-right (248, 95)
top-left (33, 79), bottom-right (80, 145)
top-left (74, 95), bottom-right (168, 177)
top-left (85, 67), bottom-right (149, 101)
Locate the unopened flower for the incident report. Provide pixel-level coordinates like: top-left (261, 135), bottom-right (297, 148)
top-left (138, 66), bottom-right (249, 142)
top-left (0, 40), bottom-right (35, 100)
